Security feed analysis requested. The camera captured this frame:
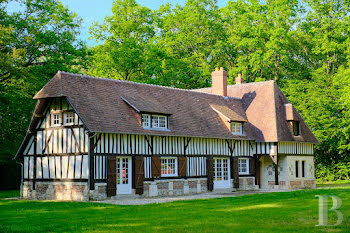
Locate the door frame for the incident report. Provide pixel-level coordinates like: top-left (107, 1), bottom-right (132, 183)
top-left (213, 157), bottom-right (231, 189)
top-left (116, 156), bottom-right (132, 195)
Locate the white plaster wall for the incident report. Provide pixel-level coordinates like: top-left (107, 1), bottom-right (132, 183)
top-left (260, 155), bottom-right (288, 189)
top-left (287, 155), bottom-right (315, 189)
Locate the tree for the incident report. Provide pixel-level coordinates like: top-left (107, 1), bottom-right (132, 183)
top-left (89, 0), bottom-right (156, 81)
top-left (0, 0), bottom-right (87, 189)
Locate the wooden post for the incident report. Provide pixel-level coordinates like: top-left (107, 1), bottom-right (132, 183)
top-left (89, 135), bottom-right (95, 190)
top-left (207, 156), bottom-right (214, 191)
top-left (233, 157), bottom-right (239, 188)
top-left (274, 159), bottom-right (279, 185)
top-left (135, 156), bottom-right (144, 195)
top-left (33, 132), bottom-right (37, 190)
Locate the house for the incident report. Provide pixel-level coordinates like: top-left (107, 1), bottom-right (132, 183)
top-left (15, 68), bottom-right (318, 200)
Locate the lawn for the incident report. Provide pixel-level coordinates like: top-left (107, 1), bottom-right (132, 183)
top-left (0, 187), bottom-right (349, 233)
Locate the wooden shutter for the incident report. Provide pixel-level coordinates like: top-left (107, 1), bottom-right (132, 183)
top-left (207, 157), bottom-right (214, 191)
top-left (107, 156), bottom-right (116, 197)
top-left (178, 157), bottom-right (187, 177)
top-left (152, 157), bottom-right (161, 178)
top-left (233, 157), bottom-right (239, 188)
top-left (249, 157), bottom-right (255, 175)
top-left (135, 156), bottom-right (144, 195)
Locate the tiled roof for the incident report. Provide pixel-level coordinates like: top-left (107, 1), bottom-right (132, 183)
top-left (195, 81), bottom-right (318, 144)
top-left (34, 71), bottom-right (252, 140)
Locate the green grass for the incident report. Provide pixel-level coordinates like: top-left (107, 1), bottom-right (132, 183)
top-left (0, 187), bottom-right (349, 233)
top-left (0, 190), bottom-right (19, 199)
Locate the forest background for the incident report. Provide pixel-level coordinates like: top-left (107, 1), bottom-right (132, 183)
top-left (1, 0), bottom-right (349, 189)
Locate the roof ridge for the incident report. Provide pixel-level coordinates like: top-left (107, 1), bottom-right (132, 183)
top-left (228, 80), bottom-right (275, 88)
top-left (59, 71), bottom-right (242, 100)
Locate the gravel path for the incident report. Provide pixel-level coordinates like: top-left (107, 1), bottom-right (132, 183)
top-left (95, 190), bottom-right (291, 205)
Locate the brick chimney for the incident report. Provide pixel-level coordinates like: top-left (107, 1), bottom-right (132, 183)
top-left (235, 73), bottom-right (244, 85)
top-left (212, 67), bottom-right (227, 96)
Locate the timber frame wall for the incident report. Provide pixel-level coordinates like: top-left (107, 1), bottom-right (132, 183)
top-left (20, 97), bottom-right (315, 195)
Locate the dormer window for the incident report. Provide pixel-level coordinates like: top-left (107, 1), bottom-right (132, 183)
top-left (64, 112), bottom-right (74, 125)
top-left (231, 122), bottom-right (243, 135)
top-left (142, 114), bottom-right (168, 130)
top-left (292, 121), bottom-right (300, 136)
top-left (51, 113), bottom-right (61, 126)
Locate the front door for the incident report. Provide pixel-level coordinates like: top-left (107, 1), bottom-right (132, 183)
top-left (116, 157), bottom-right (132, 195)
top-left (213, 158), bottom-right (230, 189)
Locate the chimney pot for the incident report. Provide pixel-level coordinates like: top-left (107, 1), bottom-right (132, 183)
top-left (235, 73), bottom-right (244, 85)
top-left (212, 68), bottom-right (227, 96)
top-left (215, 67), bottom-right (219, 71)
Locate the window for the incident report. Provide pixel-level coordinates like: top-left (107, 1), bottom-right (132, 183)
top-left (161, 157), bottom-right (177, 177)
top-left (295, 161), bottom-right (299, 178)
top-left (231, 122), bottom-right (243, 135)
top-left (64, 112), bottom-right (74, 125)
top-left (51, 113), bottom-right (61, 126)
top-left (152, 115), bottom-right (167, 129)
top-left (142, 114), bottom-right (151, 128)
top-left (292, 121), bottom-right (300, 136)
top-left (141, 114), bottom-right (168, 130)
top-left (302, 161), bottom-right (305, 178)
top-left (238, 158), bottom-right (249, 175)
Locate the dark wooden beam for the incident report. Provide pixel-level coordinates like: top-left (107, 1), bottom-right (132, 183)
top-left (89, 135), bottom-right (95, 190)
top-left (33, 132), bottom-right (37, 190)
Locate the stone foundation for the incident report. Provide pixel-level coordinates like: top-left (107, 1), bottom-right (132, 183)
top-left (239, 177), bottom-right (259, 190)
top-left (22, 181), bottom-right (89, 201)
top-left (143, 178), bottom-right (207, 197)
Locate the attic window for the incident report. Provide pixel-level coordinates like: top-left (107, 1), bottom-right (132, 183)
top-left (142, 114), bottom-right (168, 130)
top-left (51, 113), bottom-right (61, 126)
top-left (292, 121), bottom-right (300, 136)
top-left (231, 122), bottom-right (243, 135)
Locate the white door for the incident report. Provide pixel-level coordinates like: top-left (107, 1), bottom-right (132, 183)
top-left (213, 158), bottom-right (230, 189)
top-left (116, 157), bottom-right (132, 195)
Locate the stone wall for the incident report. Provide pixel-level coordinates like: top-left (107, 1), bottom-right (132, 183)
top-left (259, 154), bottom-right (316, 190)
top-left (239, 177), bottom-right (259, 190)
top-left (22, 181), bottom-right (91, 201)
top-left (143, 178), bottom-right (207, 197)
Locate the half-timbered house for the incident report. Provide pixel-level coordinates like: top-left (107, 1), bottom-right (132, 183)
top-left (15, 68), bottom-right (318, 200)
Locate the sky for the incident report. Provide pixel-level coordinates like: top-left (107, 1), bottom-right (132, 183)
top-left (58, 0), bottom-right (230, 46)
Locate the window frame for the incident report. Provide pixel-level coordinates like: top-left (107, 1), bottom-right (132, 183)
top-left (64, 112), bottom-right (74, 126)
top-left (141, 114), bottom-right (168, 130)
top-left (238, 158), bottom-right (249, 175)
top-left (161, 157), bottom-right (178, 177)
top-left (141, 114), bottom-right (151, 128)
top-left (151, 115), bottom-right (167, 129)
top-left (292, 121), bottom-right (301, 136)
top-left (51, 113), bottom-right (61, 126)
top-left (231, 122), bottom-right (243, 135)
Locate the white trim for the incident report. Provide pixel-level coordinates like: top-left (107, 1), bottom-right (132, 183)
top-left (231, 122), bottom-right (243, 135)
top-left (63, 112), bottom-right (74, 126)
top-left (161, 157), bottom-right (178, 177)
top-left (51, 113), bottom-right (61, 126)
top-left (238, 158), bottom-right (249, 175)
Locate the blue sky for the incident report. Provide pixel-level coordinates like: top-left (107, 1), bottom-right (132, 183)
top-left (59, 0), bottom-right (230, 46)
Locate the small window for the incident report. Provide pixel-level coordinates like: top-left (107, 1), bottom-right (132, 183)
top-left (142, 114), bottom-right (151, 128)
top-left (152, 115), bottom-right (167, 129)
top-left (302, 161), bottom-right (305, 177)
top-left (292, 121), bottom-right (300, 136)
top-left (64, 112), bottom-right (74, 125)
top-left (231, 122), bottom-right (243, 135)
top-left (161, 157), bottom-right (177, 177)
top-left (238, 158), bottom-right (249, 175)
top-left (51, 113), bottom-right (61, 126)
top-left (295, 160), bottom-right (299, 178)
